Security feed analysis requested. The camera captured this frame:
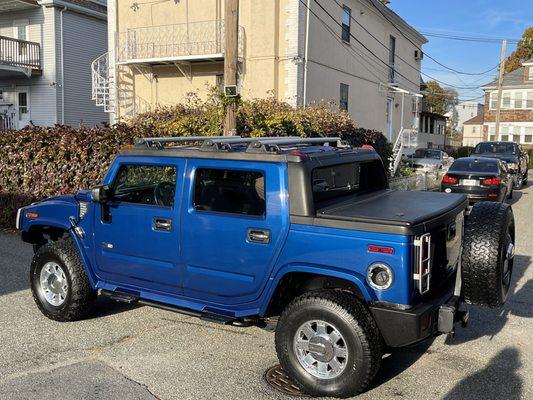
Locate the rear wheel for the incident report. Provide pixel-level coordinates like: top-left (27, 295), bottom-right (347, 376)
top-left (30, 237), bottom-right (95, 321)
top-left (462, 202), bottom-right (515, 308)
top-left (275, 290), bottom-right (382, 398)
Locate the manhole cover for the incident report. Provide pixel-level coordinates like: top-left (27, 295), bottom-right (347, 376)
top-left (265, 364), bottom-right (306, 397)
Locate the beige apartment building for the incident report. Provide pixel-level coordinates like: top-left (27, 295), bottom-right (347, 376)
top-left (93, 0), bottom-right (427, 143)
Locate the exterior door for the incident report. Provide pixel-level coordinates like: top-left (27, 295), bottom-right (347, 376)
top-left (16, 88), bottom-right (30, 128)
top-left (180, 159), bottom-right (289, 305)
top-left (386, 97), bottom-right (394, 141)
top-left (93, 158), bottom-right (185, 295)
top-left (13, 20), bottom-right (29, 60)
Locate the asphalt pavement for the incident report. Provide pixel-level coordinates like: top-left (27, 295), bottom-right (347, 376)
top-left (0, 181), bottom-right (531, 400)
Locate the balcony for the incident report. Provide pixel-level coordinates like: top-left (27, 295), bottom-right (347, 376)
top-left (117, 20), bottom-right (244, 65)
top-left (0, 35), bottom-right (41, 78)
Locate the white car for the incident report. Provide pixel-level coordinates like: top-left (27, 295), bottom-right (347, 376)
top-left (407, 148), bottom-right (454, 171)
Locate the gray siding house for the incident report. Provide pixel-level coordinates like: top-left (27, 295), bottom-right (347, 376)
top-left (0, 0), bottom-right (107, 130)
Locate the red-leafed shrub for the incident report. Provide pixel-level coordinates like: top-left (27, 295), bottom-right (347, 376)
top-left (0, 96), bottom-right (391, 229)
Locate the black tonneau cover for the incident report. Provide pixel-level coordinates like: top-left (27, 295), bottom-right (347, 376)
top-left (315, 190), bottom-right (468, 235)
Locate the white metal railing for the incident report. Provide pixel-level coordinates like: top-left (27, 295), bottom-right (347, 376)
top-left (0, 106), bottom-right (16, 131)
top-left (390, 128), bottom-right (419, 176)
top-left (0, 35), bottom-right (41, 70)
top-left (91, 52), bottom-right (114, 113)
top-left (117, 20), bottom-right (244, 62)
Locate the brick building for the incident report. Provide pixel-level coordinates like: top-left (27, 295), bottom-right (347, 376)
top-left (481, 58), bottom-right (533, 149)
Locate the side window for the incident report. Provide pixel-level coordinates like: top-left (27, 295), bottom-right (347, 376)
top-left (111, 164), bottom-right (177, 207)
top-left (194, 168), bottom-right (265, 216)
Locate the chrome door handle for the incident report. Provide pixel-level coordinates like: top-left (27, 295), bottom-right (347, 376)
top-left (247, 228), bottom-right (271, 244)
top-left (153, 217), bottom-right (172, 231)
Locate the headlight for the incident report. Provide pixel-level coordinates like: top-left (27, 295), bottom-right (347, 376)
top-left (79, 202), bottom-right (89, 220)
top-left (367, 263), bottom-right (394, 290)
top-left (507, 162), bottom-right (518, 170)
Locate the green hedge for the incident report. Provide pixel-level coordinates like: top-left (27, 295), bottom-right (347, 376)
top-left (0, 97), bottom-right (391, 229)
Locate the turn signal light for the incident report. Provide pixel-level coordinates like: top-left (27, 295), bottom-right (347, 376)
top-left (25, 212), bottom-right (39, 219)
top-left (368, 245), bottom-right (395, 254)
top-left (482, 177), bottom-right (501, 186)
top-left (442, 175), bottom-right (457, 184)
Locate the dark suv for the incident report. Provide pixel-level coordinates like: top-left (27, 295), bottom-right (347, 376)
top-left (17, 136), bottom-right (516, 398)
top-left (472, 141), bottom-right (529, 188)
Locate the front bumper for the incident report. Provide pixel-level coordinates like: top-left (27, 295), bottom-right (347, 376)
top-left (369, 289), bottom-right (468, 348)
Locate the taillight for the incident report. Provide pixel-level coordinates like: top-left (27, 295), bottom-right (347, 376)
top-left (368, 245), bottom-right (395, 254)
top-left (482, 177), bottom-right (501, 186)
top-left (442, 175), bottom-right (457, 184)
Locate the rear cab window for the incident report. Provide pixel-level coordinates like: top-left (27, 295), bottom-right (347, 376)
top-left (312, 160), bottom-right (387, 205)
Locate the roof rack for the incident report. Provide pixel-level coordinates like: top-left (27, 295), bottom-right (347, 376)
top-left (246, 137), bottom-right (343, 153)
top-left (135, 136), bottom-right (346, 153)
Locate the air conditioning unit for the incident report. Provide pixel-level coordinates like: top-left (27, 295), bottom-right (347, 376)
top-left (414, 50), bottom-right (424, 61)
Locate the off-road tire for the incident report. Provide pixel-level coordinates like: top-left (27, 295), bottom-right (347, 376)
top-left (275, 290), bottom-right (382, 398)
top-left (30, 237), bottom-right (95, 321)
top-left (462, 202), bottom-right (515, 308)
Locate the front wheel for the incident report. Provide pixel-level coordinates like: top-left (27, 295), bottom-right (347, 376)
top-left (30, 237), bottom-right (95, 321)
top-left (275, 290), bottom-right (382, 398)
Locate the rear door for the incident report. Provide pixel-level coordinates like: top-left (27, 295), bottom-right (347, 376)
top-left (180, 159), bottom-right (289, 305)
top-left (93, 157), bottom-right (185, 295)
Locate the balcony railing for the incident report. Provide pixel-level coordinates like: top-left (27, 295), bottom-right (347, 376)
top-left (0, 35), bottom-right (41, 70)
top-left (117, 20), bottom-right (244, 63)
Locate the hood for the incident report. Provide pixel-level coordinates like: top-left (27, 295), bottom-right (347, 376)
top-left (473, 153), bottom-right (518, 163)
top-left (42, 194), bottom-right (78, 204)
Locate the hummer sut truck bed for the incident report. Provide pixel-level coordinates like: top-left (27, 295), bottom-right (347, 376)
top-left (16, 136), bottom-right (516, 398)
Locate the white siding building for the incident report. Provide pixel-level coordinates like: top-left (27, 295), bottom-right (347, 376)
top-left (0, 0), bottom-right (107, 130)
top-left (446, 101), bottom-right (484, 132)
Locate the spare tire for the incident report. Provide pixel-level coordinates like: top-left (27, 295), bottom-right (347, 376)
top-left (462, 202), bottom-right (515, 308)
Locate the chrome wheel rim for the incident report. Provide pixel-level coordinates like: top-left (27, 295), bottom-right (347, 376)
top-left (293, 320), bottom-right (348, 379)
top-left (39, 262), bottom-right (68, 306)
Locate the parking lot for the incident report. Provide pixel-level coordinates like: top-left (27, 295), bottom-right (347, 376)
top-left (0, 181), bottom-right (531, 400)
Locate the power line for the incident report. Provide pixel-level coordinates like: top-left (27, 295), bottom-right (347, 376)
top-left (367, 0), bottom-right (499, 80)
top-left (420, 32), bottom-right (521, 44)
top-left (311, 0), bottom-right (483, 90)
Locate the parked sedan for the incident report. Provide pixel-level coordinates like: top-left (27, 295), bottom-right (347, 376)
top-left (441, 157), bottom-right (513, 203)
top-left (407, 148), bottom-right (454, 171)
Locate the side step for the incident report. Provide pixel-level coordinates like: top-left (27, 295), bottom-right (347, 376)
top-left (100, 289), bottom-right (236, 325)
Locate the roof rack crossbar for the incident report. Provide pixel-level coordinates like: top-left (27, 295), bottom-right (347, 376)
top-left (136, 136), bottom-right (226, 148)
top-left (246, 137), bottom-right (343, 153)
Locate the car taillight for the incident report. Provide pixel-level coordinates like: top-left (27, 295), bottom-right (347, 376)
top-left (482, 177), bottom-right (501, 186)
top-left (442, 175), bottom-right (457, 184)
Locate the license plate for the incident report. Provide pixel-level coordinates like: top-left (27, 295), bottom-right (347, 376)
top-left (461, 179), bottom-right (479, 186)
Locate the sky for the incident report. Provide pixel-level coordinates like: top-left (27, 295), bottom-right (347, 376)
top-left (389, 0), bottom-right (533, 102)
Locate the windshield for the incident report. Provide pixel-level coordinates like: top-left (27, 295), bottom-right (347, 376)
top-left (474, 142), bottom-right (517, 155)
top-left (414, 149), bottom-right (441, 159)
top-left (450, 159), bottom-right (499, 173)
top-left (312, 160), bottom-right (387, 203)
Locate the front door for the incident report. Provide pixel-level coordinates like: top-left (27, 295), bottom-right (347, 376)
top-left (180, 159), bottom-right (289, 305)
top-left (93, 159), bottom-right (184, 295)
top-left (16, 89), bottom-right (30, 128)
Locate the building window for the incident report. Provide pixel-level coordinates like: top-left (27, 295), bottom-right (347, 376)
top-left (490, 92), bottom-right (498, 109)
top-left (388, 35), bottom-right (396, 83)
top-left (339, 83), bottom-right (349, 111)
top-left (529, 67), bottom-right (533, 80)
top-left (341, 6), bottom-right (351, 42)
top-left (525, 135), bottom-right (532, 143)
top-left (501, 135), bottom-right (509, 141)
top-left (502, 92), bottom-right (511, 109)
top-left (472, 126), bottom-right (476, 133)
top-left (514, 91), bottom-right (523, 109)
top-left (527, 92), bottom-right (533, 108)
top-left (194, 168), bottom-right (265, 216)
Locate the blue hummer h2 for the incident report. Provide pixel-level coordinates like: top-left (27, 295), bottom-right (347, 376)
top-left (17, 136), bottom-right (515, 398)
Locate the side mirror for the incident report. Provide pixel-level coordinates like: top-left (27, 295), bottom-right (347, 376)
top-left (91, 184), bottom-right (111, 203)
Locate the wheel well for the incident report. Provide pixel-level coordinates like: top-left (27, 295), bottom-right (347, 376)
top-left (23, 225), bottom-right (68, 250)
top-left (264, 273), bottom-right (365, 317)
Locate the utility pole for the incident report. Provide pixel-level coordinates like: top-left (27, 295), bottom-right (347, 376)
top-left (223, 0), bottom-right (239, 136)
top-left (494, 39), bottom-right (507, 137)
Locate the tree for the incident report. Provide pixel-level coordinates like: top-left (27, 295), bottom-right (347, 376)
top-left (504, 26), bottom-right (533, 73)
top-left (422, 80), bottom-right (459, 116)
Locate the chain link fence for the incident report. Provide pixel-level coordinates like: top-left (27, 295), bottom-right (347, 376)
top-left (389, 171), bottom-right (445, 192)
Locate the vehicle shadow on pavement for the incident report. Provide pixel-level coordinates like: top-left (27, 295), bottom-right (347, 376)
top-left (85, 296), bottom-right (143, 320)
top-left (506, 190), bottom-right (524, 206)
top-left (441, 347), bottom-right (523, 400)
top-left (445, 254), bottom-right (531, 346)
